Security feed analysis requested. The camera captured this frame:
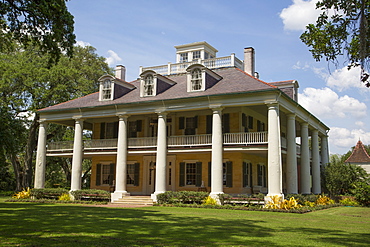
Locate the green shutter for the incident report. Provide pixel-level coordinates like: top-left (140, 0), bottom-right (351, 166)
top-left (100, 123), bottom-right (106, 139)
top-left (243, 162), bottom-right (247, 187)
top-left (109, 163), bottom-right (115, 185)
top-left (223, 113), bottom-right (230, 133)
top-left (250, 163), bottom-right (253, 187)
top-left (226, 161), bottom-right (233, 187)
top-left (242, 113), bottom-right (246, 127)
top-left (248, 116), bottom-right (253, 129)
top-left (194, 116), bottom-right (198, 128)
top-left (195, 162), bottom-right (202, 187)
top-left (113, 122), bottom-right (118, 138)
top-left (136, 120), bottom-right (142, 132)
top-left (208, 162), bottom-right (211, 187)
top-left (134, 163), bottom-right (140, 186)
top-left (96, 163), bottom-right (101, 186)
top-left (179, 117), bottom-right (185, 130)
top-left (179, 162), bottom-right (185, 186)
top-left (206, 115), bottom-right (212, 134)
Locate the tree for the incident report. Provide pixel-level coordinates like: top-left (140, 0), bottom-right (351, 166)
top-left (0, 0), bottom-right (75, 63)
top-left (0, 44), bottom-right (111, 190)
top-left (300, 0), bottom-right (370, 87)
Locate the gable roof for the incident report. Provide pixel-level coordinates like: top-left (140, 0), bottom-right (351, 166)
top-left (345, 140), bottom-right (370, 164)
top-left (39, 67), bottom-right (277, 112)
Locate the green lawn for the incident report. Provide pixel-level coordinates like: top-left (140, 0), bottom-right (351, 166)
top-left (0, 197), bottom-right (369, 246)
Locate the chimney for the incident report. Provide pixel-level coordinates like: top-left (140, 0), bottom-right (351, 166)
top-left (244, 47), bottom-right (255, 76)
top-left (115, 65), bottom-right (126, 81)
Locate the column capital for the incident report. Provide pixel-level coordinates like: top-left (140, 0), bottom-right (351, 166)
top-left (72, 116), bottom-right (84, 123)
top-left (287, 113), bottom-right (296, 119)
top-left (209, 104), bottom-right (223, 112)
top-left (116, 113), bottom-right (129, 120)
top-left (156, 111), bottom-right (168, 117)
top-left (301, 122), bottom-right (309, 128)
top-left (37, 119), bottom-right (48, 124)
top-left (266, 102), bottom-right (279, 108)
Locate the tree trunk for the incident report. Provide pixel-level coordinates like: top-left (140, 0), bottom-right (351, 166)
top-left (81, 165), bottom-right (92, 188)
top-left (60, 158), bottom-right (72, 186)
top-left (9, 153), bottom-right (23, 191)
top-left (24, 114), bottom-right (40, 188)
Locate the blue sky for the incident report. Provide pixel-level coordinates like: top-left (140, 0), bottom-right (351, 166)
top-left (66, 0), bottom-right (370, 155)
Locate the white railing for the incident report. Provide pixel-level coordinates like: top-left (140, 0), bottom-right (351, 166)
top-left (141, 55), bottom-right (244, 75)
top-left (47, 132), bottom-right (268, 151)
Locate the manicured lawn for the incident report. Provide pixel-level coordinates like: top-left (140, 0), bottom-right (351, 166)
top-left (0, 197), bottom-right (369, 246)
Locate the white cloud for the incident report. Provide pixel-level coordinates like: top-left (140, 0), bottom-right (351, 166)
top-left (292, 61), bottom-right (310, 70)
top-left (326, 66), bottom-right (364, 91)
top-left (75, 40), bottom-right (91, 47)
top-left (329, 127), bottom-right (370, 151)
top-left (106, 50), bottom-right (122, 67)
top-left (280, 0), bottom-right (321, 31)
top-left (299, 87), bottom-right (367, 119)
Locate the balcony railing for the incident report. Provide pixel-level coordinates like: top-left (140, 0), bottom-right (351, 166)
top-left (47, 132), bottom-right (268, 152)
top-left (141, 54), bottom-right (244, 75)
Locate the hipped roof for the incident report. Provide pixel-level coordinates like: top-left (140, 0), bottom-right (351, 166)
top-left (345, 140), bottom-right (370, 164)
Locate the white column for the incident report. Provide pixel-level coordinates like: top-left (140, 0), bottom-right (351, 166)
top-left (70, 118), bottom-right (84, 191)
top-left (311, 129), bottom-right (321, 194)
top-left (34, 121), bottom-right (48, 189)
top-left (266, 104), bottom-right (283, 198)
top-left (112, 115), bottom-right (129, 202)
top-left (152, 112), bottom-right (167, 201)
top-left (210, 107), bottom-right (224, 198)
top-left (286, 114), bottom-right (298, 194)
top-left (300, 122), bottom-right (311, 194)
top-left (321, 135), bottom-right (329, 166)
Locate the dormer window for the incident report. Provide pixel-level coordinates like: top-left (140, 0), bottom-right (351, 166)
top-left (102, 79), bottom-right (112, 100)
top-left (191, 68), bottom-right (202, 91)
top-left (144, 75), bottom-right (154, 96)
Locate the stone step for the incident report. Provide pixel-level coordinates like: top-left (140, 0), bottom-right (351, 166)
top-left (112, 196), bottom-right (154, 206)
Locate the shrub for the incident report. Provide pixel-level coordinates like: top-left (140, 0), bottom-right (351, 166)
top-left (202, 196), bottom-right (217, 205)
top-left (351, 181), bottom-right (370, 206)
top-left (265, 195), bottom-right (302, 210)
top-left (315, 195), bottom-right (335, 205)
top-left (31, 188), bottom-right (69, 199)
top-left (13, 188), bottom-right (31, 199)
top-left (339, 197), bottom-right (359, 206)
top-left (156, 191), bottom-right (209, 204)
top-left (70, 189), bottom-right (110, 201)
top-left (58, 193), bottom-right (71, 201)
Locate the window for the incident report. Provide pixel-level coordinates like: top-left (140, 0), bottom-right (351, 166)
top-left (193, 50), bottom-right (201, 60)
top-left (100, 122), bottom-right (118, 139)
top-left (144, 75), bottom-right (154, 96)
top-left (128, 120), bottom-right (142, 138)
top-left (127, 163), bottom-right (140, 186)
top-left (257, 164), bottom-right (266, 187)
top-left (179, 116), bottom-right (198, 135)
top-left (243, 162), bottom-right (252, 187)
top-left (191, 68), bottom-right (202, 91)
top-left (180, 52), bottom-right (188, 62)
top-left (179, 162), bottom-right (202, 187)
top-left (102, 79), bottom-right (112, 100)
top-left (95, 163), bottom-right (115, 186)
top-left (208, 161), bottom-right (232, 187)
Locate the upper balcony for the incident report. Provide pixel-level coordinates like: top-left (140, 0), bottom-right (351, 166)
top-left (140, 54), bottom-right (243, 76)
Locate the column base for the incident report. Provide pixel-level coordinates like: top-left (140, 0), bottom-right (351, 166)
top-left (264, 193), bottom-right (284, 205)
top-left (209, 192), bottom-right (224, 205)
top-left (151, 191), bottom-right (165, 202)
top-left (111, 191), bottom-right (130, 203)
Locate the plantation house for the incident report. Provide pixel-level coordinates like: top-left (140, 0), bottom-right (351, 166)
top-left (34, 42), bottom-right (330, 202)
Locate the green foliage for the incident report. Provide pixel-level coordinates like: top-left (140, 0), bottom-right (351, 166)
top-left (156, 191), bottom-right (209, 204)
top-left (31, 188), bottom-right (68, 199)
top-left (300, 0), bottom-right (370, 86)
top-left (315, 195), bottom-right (335, 205)
top-left (12, 188), bottom-right (31, 199)
top-left (219, 193), bottom-right (265, 205)
top-left (351, 181), bottom-right (370, 206)
top-left (70, 189), bottom-right (110, 201)
top-left (339, 197), bottom-right (359, 206)
top-left (0, 0), bottom-right (75, 63)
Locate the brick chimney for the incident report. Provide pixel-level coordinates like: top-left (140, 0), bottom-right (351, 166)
top-left (115, 65), bottom-right (126, 81)
top-left (244, 47), bottom-right (255, 76)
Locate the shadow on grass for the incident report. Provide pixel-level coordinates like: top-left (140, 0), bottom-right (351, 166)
top-left (0, 202), bottom-right (272, 246)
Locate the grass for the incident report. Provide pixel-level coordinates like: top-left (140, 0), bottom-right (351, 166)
top-left (0, 196), bottom-right (370, 246)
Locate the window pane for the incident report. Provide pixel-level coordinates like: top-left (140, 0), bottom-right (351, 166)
top-left (191, 68), bottom-right (202, 91)
top-left (144, 75), bottom-right (154, 96)
top-left (102, 164), bottom-right (110, 184)
top-left (127, 164), bottom-right (135, 185)
top-left (186, 163), bottom-right (196, 185)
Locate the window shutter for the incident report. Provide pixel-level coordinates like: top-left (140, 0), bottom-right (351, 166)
top-left (113, 122), bottom-right (118, 139)
top-left (206, 115), bottom-right (212, 134)
top-left (109, 163), bottom-right (115, 185)
top-left (249, 163), bottom-right (253, 187)
top-left (136, 120), bottom-right (142, 132)
top-left (257, 164), bottom-right (262, 186)
top-left (248, 116), bottom-right (253, 129)
top-left (195, 162), bottom-right (202, 187)
top-left (179, 117), bottom-right (185, 130)
top-left (96, 163), bottom-right (101, 186)
top-left (100, 123), bottom-right (106, 139)
top-left (194, 116), bottom-right (198, 128)
top-left (242, 113), bottom-right (246, 127)
top-left (226, 161), bottom-right (233, 187)
top-left (208, 162), bottom-right (211, 187)
top-left (134, 163), bottom-right (140, 186)
top-left (223, 113), bottom-right (230, 133)
top-left (179, 162), bottom-right (185, 186)
top-left (242, 162), bottom-right (247, 187)
top-left (262, 165), bottom-right (266, 187)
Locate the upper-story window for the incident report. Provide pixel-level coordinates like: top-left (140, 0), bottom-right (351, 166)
top-left (191, 68), bottom-right (202, 91)
top-left (102, 79), bottom-right (112, 100)
top-left (192, 51), bottom-right (201, 60)
top-left (180, 52), bottom-right (188, 63)
top-left (144, 75), bottom-right (154, 96)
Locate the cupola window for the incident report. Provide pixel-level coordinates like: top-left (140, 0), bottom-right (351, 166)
top-left (191, 68), bottom-right (202, 91)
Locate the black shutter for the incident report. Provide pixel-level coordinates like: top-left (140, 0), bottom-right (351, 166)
top-left (257, 164), bottom-right (262, 186)
top-left (96, 163), bottom-right (101, 186)
top-left (134, 163), bottom-right (140, 186)
top-left (195, 162), bottom-right (202, 187)
top-left (248, 116), bottom-right (253, 129)
top-left (100, 123), bottom-right (106, 139)
top-left (179, 117), bottom-right (185, 130)
top-left (109, 163), bottom-right (115, 185)
top-left (194, 116), bottom-right (198, 128)
top-left (226, 161), bottom-right (232, 187)
top-left (243, 162), bottom-right (247, 187)
top-left (113, 122), bottom-right (118, 139)
top-left (136, 120), bottom-right (142, 132)
top-left (250, 163), bottom-right (253, 187)
top-left (208, 162), bottom-right (212, 187)
top-left (262, 165), bottom-right (266, 187)
top-left (179, 162), bottom-right (185, 186)
top-left (242, 113), bottom-right (246, 127)
top-left (223, 113), bottom-right (230, 133)
top-left (206, 115), bottom-right (212, 134)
